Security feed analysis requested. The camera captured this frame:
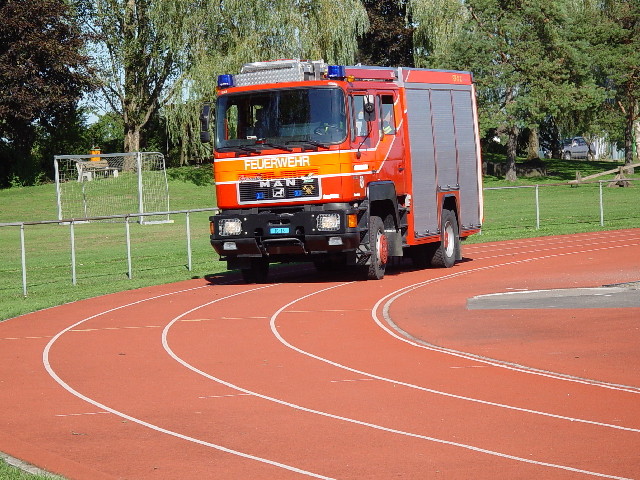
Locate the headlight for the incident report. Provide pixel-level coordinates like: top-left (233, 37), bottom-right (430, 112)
top-left (316, 213), bottom-right (340, 231)
top-left (218, 218), bottom-right (242, 236)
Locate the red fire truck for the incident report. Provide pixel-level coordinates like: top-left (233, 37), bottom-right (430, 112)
top-left (200, 60), bottom-right (483, 282)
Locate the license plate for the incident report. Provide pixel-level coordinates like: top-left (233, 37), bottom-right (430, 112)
top-left (270, 227), bottom-right (290, 234)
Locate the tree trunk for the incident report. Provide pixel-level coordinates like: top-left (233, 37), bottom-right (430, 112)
top-left (505, 125), bottom-right (518, 181)
top-left (124, 125), bottom-right (141, 153)
top-left (634, 100), bottom-right (640, 163)
top-left (123, 124), bottom-right (141, 171)
top-left (624, 106), bottom-right (634, 166)
top-left (527, 127), bottom-right (540, 160)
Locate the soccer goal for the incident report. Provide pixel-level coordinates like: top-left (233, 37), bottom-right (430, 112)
top-left (54, 152), bottom-right (171, 223)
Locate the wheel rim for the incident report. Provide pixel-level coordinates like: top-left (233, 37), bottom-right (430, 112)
top-left (376, 230), bottom-right (389, 266)
top-left (443, 222), bottom-right (455, 257)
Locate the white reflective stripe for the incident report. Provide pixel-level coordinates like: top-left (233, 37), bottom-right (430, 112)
top-left (216, 171), bottom-right (374, 186)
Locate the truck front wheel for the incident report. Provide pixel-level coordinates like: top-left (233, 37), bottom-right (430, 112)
top-left (367, 216), bottom-right (388, 280)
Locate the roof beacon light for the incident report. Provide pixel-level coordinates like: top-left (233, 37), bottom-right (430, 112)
top-left (217, 74), bottom-right (234, 88)
top-left (327, 65), bottom-right (346, 80)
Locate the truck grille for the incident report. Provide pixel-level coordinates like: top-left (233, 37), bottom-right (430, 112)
top-left (239, 177), bottom-right (321, 203)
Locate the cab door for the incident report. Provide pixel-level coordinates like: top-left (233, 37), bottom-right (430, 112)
top-left (350, 93), bottom-right (379, 161)
top-left (374, 91), bottom-right (405, 193)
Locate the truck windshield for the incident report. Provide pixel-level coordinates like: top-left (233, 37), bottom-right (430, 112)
top-left (215, 87), bottom-right (346, 150)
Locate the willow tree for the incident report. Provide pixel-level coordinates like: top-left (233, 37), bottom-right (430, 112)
top-left (165, 0), bottom-right (369, 163)
top-left (80, 0), bottom-right (369, 156)
top-left (407, 0), bottom-right (468, 68)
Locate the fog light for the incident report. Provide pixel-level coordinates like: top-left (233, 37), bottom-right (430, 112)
top-left (317, 213), bottom-right (340, 231)
top-left (328, 236), bottom-right (343, 246)
top-left (219, 218), bottom-right (242, 236)
top-left (223, 242), bottom-right (238, 251)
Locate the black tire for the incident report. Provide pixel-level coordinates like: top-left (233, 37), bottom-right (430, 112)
top-left (563, 151), bottom-right (571, 160)
top-left (367, 216), bottom-right (388, 280)
top-left (241, 257), bottom-right (269, 283)
top-left (431, 209), bottom-right (459, 268)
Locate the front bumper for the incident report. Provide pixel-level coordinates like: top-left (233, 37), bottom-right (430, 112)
top-left (210, 208), bottom-right (360, 258)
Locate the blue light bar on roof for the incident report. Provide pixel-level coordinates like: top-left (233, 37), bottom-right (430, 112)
top-left (217, 74), bottom-right (234, 88)
top-left (327, 65), bottom-right (346, 80)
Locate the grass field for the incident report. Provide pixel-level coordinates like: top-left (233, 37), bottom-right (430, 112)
top-left (0, 457), bottom-right (59, 480)
top-left (1, 160), bottom-right (639, 323)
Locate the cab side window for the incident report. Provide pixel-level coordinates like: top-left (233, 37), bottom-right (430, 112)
top-left (379, 95), bottom-right (396, 135)
top-left (351, 95), bottom-right (368, 138)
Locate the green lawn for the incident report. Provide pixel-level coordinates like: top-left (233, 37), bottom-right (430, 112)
top-left (1, 160), bottom-right (639, 322)
top-left (0, 457), bottom-right (60, 480)
top-left (0, 166), bottom-right (227, 321)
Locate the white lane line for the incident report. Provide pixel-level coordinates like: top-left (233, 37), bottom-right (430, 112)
top-left (470, 234), bottom-right (640, 263)
top-left (373, 241), bottom-right (640, 395)
top-left (268, 281), bottom-right (640, 433)
top-left (329, 379), bottom-right (375, 383)
top-left (55, 411), bottom-right (110, 417)
top-left (43, 284), bottom-right (334, 480)
top-left (71, 326), bottom-right (161, 332)
top-left (199, 394), bottom-right (252, 399)
top-left (464, 230), bottom-right (640, 254)
top-left (449, 366), bottom-right (488, 369)
top-left (2, 336), bottom-right (53, 340)
top-left (162, 283), bottom-right (632, 479)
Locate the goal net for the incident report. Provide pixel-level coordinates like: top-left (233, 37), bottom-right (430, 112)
top-left (54, 152), bottom-right (171, 223)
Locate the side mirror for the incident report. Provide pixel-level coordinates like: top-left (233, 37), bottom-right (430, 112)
top-left (200, 103), bottom-right (212, 143)
top-left (364, 95), bottom-right (375, 121)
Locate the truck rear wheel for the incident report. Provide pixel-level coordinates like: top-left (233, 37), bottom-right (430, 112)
top-left (431, 208), bottom-right (459, 268)
top-left (241, 257), bottom-right (269, 283)
top-left (367, 216), bottom-right (388, 280)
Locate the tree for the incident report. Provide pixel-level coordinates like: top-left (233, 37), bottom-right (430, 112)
top-left (0, 0), bottom-right (93, 185)
top-left (447, 0), bottom-right (603, 180)
top-left (409, 0), bottom-right (468, 68)
top-left (168, 0), bottom-right (370, 164)
top-left (80, 0), bottom-right (369, 160)
top-left (592, 0), bottom-right (640, 164)
top-left (356, 0), bottom-right (414, 67)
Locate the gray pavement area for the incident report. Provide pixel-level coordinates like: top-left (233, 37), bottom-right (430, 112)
top-left (467, 282), bottom-right (640, 310)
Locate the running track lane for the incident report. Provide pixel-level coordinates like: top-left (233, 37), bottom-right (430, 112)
top-left (0, 229), bottom-right (638, 479)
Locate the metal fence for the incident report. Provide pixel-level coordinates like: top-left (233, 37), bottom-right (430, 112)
top-left (1, 208), bottom-right (217, 297)
top-left (1, 179), bottom-right (638, 296)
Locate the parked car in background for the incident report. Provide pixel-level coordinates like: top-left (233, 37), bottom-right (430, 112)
top-left (561, 137), bottom-right (594, 160)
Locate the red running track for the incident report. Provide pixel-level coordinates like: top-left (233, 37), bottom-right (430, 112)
top-left (0, 229), bottom-right (639, 479)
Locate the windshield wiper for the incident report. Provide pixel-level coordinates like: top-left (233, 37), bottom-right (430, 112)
top-left (285, 138), bottom-right (330, 150)
top-left (257, 142), bottom-right (294, 152)
top-left (217, 146), bottom-right (255, 154)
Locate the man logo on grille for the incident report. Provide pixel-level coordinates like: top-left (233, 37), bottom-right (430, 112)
top-left (273, 187), bottom-right (285, 198)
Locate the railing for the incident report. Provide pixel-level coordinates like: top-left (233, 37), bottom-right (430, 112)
top-left (483, 178), bottom-right (639, 232)
top-left (2, 179), bottom-right (638, 296)
top-left (1, 208), bottom-right (218, 296)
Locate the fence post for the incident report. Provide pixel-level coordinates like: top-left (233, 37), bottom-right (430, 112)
top-left (185, 211), bottom-right (192, 271)
top-left (70, 220), bottom-right (77, 286)
top-left (54, 157), bottom-right (63, 221)
top-left (20, 224), bottom-right (27, 297)
top-left (136, 152), bottom-right (144, 224)
top-left (125, 216), bottom-right (132, 279)
top-left (599, 181), bottom-right (604, 226)
top-left (535, 185), bottom-right (540, 230)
